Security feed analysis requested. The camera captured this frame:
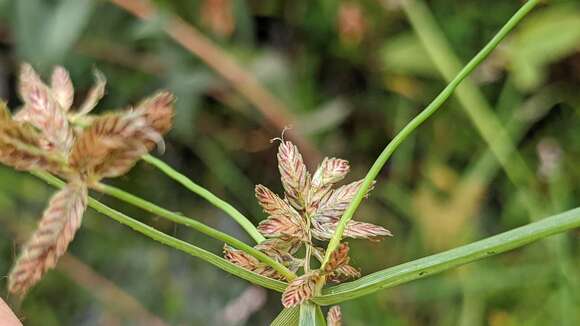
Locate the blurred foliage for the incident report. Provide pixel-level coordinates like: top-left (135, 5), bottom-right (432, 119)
top-left (0, 0), bottom-right (579, 325)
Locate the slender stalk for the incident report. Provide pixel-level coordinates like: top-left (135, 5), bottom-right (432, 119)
top-left (401, 1), bottom-right (577, 313)
top-left (321, 0), bottom-right (541, 267)
top-left (29, 170), bottom-right (288, 292)
top-left (316, 206), bottom-right (580, 305)
top-left (399, 0), bottom-right (543, 218)
top-left (93, 182), bottom-right (295, 281)
top-left (142, 154), bottom-right (265, 243)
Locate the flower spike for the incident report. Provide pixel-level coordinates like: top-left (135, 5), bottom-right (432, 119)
top-left (225, 138), bottom-right (391, 308)
top-left (8, 182), bottom-right (88, 296)
top-left (3, 63), bottom-right (175, 295)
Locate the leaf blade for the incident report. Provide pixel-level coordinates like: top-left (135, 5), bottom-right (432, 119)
top-left (30, 171), bottom-right (288, 293)
top-left (315, 206), bottom-right (580, 305)
top-left (271, 307), bottom-right (300, 326)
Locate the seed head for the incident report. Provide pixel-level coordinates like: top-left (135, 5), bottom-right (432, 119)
top-left (2, 63), bottom-right (175, 295)
top-left (224, 139), bottom-right (391, 310)
top-left (8, 182), bottom-right (87, 296)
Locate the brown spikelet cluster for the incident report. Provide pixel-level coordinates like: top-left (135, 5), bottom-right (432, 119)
top-left (224, 139), bottom-right (391, 310)
top-left (1, 63), bottom-right (175, 296)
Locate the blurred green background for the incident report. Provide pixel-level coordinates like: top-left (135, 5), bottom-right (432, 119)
top-left (0, 0), bottom-right (579, 325)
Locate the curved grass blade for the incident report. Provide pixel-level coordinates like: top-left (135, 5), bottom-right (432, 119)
top-left (315, 206), bottom-right (580, 305)
top-left (143, 154), bottom-right (265, 243)
top-left (321, 0), bottom-right (542, 268)
top-left (96, 182), bottom-right (295, 281)
top-left (30, 170), bottom-right (288, 292)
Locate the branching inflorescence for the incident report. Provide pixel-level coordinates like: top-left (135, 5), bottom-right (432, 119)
top-left (1, 64), bottom-right (174, 296)
top-left (224, 139), bottom-right (391, 317)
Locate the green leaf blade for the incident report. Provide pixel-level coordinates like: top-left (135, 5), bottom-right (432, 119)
top-left (315, 207), bottom-right (580, 305)
top-left (271, 307), bottom-right (300, 326)
top-left (30, 171), bottom-right (288, 293)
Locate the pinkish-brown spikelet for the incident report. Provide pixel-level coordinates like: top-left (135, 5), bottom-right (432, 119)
top-left (254, 241), bottom-right (303, 273)
top-left (135, 90), bottom-right (175, 137)
top-left (314, 179), bottom-right (374, 222)
top-left (281, 271), bottom-right (322, 308)
top-left (223, 245), bottom-right (287, 280)
top-left (17, 63), bottom-right (74, 153)
top-left (328, 264), bottom-right (361, 283)
top-left (323, 243), bottom-right (361, 282)
top-left (255, 185), bottom-right (307, 240)
top-left (327, 306), bottom-right (342, 326)
top-left (69, 112), bottom-right (152, 181)
top-left (257, 216), bottom-right (307, 241)
top-left (342, 220), bottom-right (392, 241)
top-left (255, 238), bottom-right (302, 256)
top-left (50, 66), bottom-right (74, 111)
top-left (312, 219), bottom-right (391, 241)
top-left (0, 103), bottom-right (66, 174)
top-left (8, 182), bottom-right (88, 295)
top-left (308, 158), bottom-right (350, 210)
top-left (311, 158), bottom-right (349, 188)
top-left (77, 70), bottom-right (106, 116)
top-left (324, 243), bottom-right (350, 273)
top-left (277, 141), bottom-right (310, 211)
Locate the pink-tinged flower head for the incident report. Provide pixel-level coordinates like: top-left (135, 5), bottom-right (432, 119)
top-left (2, 63), bottom-right (175, 295)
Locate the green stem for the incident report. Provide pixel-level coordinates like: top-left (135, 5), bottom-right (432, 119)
top-left (29, 170), bottom-right (288, 292)
top-left (94, 181), bottom-right (295, 281)
top-left (400, 0), bottom-right (543, 218)
top-left (321, 0), bottom-right (541, 267)
top-left (142, 154), bottom-right (265, 243)
top-left (315, 206), bottom-right (580, 305)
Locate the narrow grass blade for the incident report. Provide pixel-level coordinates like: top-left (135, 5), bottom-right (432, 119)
top-left (96, 182), bottom-right (295, 281)
top-left (29, 170), bottom-right (288, 292)
top-left (321, 0), bottom-right (542, 268)
top-left (315, 206), bottom-right (580, 305)
top-left (400, 0), bottom-right (542, 218)
top-left (143, 154), bottom-right (265, 243)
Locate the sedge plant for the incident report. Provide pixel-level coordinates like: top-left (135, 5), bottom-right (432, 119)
top-left (1, 0), bottom-right (579, 324)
